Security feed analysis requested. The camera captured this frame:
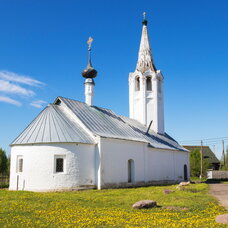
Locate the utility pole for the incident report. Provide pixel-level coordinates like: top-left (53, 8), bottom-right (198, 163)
top-left (222, 140), bottom-right (225, 166)
top-left (200, 140), bottom-right (203, 179)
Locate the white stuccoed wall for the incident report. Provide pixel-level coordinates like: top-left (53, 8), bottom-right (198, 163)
top-left (9, 138), bottom-right (189, 191)
top-left (98, 137), bottom-right (189, 188)
top-left (9, 143), bottom-right (96, 191)
top-left (173, 150), bottom-right (190, 179)
top-left (84, 78), bottom-right (94, 106)
top-left (151, 71), bottom-right (164, 134)
top-left (98, 138), bottom-right (146, 188)
top-left (147, 148), bottom-right (175, 180)
top-left (147, 148), bottom-right (190, 181)
top-left (129, 70), bottom-right (164, 134)
top-left (129, 71), bottom-right (147, 126)
top-left (129, 71), bottom-right (142, 124)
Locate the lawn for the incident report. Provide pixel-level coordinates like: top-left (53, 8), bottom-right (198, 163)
top-left (0, 184), bottom-right (227, 227)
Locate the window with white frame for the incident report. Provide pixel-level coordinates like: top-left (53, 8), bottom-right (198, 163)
top-left (54, 155), bottom-right (65, 173)
top-left (17, 156), bottom-right (23, 173)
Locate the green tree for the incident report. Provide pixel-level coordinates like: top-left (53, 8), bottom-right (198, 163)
top-left (190, 149), bottom-right (201, 177)
top-left (7, 156), bottom-right (10, 175)
top-left (225, 147), bottom-right (228, 167)
top-left (190, 149), bottom-right (209, 178)
top-left (220, 147), bottom-right (228, 171)
top-left (202, 158), bottom-right (209, 177)
top-left (0, 148), bottom-right (8, 175)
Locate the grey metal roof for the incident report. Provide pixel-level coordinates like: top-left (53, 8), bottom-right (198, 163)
top-left (55, 97), bottom-right (187, 151)
top-left (12, 96), bottom-right (187, 151)
top-left (11, 104), bottom-right (95, 145)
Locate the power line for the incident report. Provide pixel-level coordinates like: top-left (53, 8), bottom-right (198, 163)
top-left (179, 136), bottom-right (228, 144)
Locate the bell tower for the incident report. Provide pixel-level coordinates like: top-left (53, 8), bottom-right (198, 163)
top-left (129, 13), bottom-right (164, 134)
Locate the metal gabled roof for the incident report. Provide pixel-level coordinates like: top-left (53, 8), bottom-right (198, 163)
top-left (11, 104), bottom-right (95, 145)
top-left (120, 116), bottom-right (186, 151)
top-left (56, 96), bottom-right (187, 151)
top-left (12, 95), bottom-right (187, 151)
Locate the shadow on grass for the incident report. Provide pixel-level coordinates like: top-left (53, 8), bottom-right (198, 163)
top-left (205, 179), bottom-right (228, 184)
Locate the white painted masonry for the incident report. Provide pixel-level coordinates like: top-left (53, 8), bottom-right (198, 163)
top-left (9, 138), bottom-right (189, 191)
top-left (84, 78), bottom-right (95, 106)
top-left (99, 138), bottom-right (189, 188)
top-left (99, 138), bottom-right (146, 187)
top-left (9, 143), bottom-right (96, 191)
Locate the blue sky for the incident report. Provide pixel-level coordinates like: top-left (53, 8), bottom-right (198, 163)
top-left (0, 0), bottom-right (228, 158)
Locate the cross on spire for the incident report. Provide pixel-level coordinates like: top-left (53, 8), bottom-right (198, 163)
top-left (143, 12), bottom-right (146, 20)
top-left (142, 12), bottom-right (148, 26)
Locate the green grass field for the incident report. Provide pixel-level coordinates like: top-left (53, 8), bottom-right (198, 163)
top-left (0, 184), bottom-right (227, 227)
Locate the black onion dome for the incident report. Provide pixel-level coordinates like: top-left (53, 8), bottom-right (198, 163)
top-left (82, 44), bottom-right (97, 79)
top-left (82, 63), bottom-right (97, 79)
top-left (142, 19), bottom-right (147, 26)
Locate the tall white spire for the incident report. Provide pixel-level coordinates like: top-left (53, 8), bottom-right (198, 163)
top-left (129, 13), bottom-right (165, 134)
top-left (136, 12), bottom-right (156, 73)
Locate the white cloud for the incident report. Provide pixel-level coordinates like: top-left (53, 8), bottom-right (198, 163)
top-left (0, 80), bottom-right (35, 96)
top-left (0, 96), bottom-right (21, 106)
top-left (30, 100), bottom-right (47, 108)
top-left (0, 71), bottom-right (44, 86)
top-left (0, 70), bottom-right (46, 107)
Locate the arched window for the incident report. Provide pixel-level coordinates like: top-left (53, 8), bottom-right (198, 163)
top-left (135, 77), bottom-right (140, 91)
top-left (146, 77), bottom-right (152, 91)
top-left (128, 159), bottom-right (135, 183)
top-left (184, 164), bottom-right (188, 181)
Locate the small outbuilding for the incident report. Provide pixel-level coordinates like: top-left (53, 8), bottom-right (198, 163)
top-left (183, 146), bottom-right (220, 170)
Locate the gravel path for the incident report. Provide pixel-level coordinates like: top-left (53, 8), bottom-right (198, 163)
top-left (209, 183), bottom-right (228, 210)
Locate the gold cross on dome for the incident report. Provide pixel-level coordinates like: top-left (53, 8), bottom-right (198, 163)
top-left (87, 36), bottom-right (93, 49)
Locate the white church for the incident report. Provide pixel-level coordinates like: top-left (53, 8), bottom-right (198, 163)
top-left (9, 15), bottom-right (189, 192)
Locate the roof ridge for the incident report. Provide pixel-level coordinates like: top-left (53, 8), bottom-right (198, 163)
top-left (55, 96), bottom-right (114, 113)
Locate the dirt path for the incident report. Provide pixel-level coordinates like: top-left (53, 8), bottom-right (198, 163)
top-left (209, 183), bottom-right (228, 210)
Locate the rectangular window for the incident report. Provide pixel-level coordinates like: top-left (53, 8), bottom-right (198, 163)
top-left (54, 155), bottom-right (66, 173)
top-left (19, 159), bottom-right (23, 172)
top-left (17, 156), bottom-right (23, 173)
top-left (56, 158), bottom-right (64, 172)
